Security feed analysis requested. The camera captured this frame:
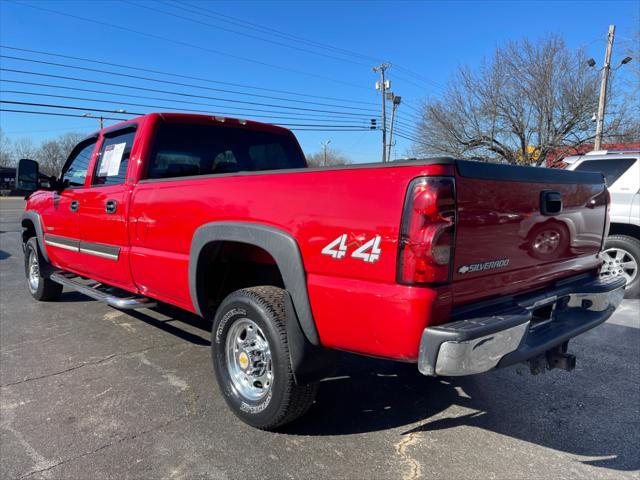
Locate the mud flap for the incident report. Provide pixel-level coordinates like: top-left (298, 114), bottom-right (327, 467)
top-left (283, 291), bottom-right (338, 385)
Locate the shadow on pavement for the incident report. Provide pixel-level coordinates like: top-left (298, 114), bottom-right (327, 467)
top-left (79, 297), bottom-right (639, 472)
top-left (127, 303), bottom-right (212, 346)
top-left (281, 321), bottom-right (639, 472)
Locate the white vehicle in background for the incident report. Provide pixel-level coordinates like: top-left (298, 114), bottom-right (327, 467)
top-left (565, 150), bottom-right (640, 298)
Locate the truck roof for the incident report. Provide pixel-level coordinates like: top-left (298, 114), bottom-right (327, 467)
top-left (563, 150), bottom-right (640, 164)
top-left (96, 112), bottom-right (295, 137)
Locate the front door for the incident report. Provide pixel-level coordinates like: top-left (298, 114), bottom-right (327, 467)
top-left (75, 126), bottom-right (137, 289)
top-left (40, 137), bottom-right (98, 272)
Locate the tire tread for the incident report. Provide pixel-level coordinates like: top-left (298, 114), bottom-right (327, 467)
top-left (605, 235), bottom-right (640, 298)
top-left (220, 286), bottom-right (318, 429)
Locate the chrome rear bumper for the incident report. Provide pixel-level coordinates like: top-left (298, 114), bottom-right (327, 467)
top-left (418, 275), bottom-right (626, 376)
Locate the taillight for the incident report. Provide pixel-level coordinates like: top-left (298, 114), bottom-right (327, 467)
top-left (397, 177), bottom-right (456, 284)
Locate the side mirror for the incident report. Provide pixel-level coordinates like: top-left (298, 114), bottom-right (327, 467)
top-left (16, 158), bottom-right (40, 193)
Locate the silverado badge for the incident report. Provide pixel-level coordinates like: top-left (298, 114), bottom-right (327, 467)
top-left (458, 258), bottom-right (510, 274)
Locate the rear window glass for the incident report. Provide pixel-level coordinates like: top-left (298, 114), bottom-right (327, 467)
top-left (146, 122), bottom-right (306, 179)
top-left (573, 158), bottom-right (635, 186)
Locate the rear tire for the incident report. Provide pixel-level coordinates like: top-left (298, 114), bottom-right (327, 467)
top-left (601, 235), bottom-right (639, 299)
top-left (24, 237), bottom-right (62, 301)
top-left (211, 286), bottom-right (318, 430)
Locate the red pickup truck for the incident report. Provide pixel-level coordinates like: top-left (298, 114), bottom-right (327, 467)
top-left (17, 113), bottom-right (625, 429)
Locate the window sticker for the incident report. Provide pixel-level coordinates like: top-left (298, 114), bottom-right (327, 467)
top-left (99, 142), bottom-right (126, 176)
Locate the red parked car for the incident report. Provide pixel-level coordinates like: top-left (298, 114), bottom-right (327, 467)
top-left (16, 113), bottom-right (625, 429)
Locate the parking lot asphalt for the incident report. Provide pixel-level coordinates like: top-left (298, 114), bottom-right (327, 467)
top-left (1, 196), bottom-right (639, 480)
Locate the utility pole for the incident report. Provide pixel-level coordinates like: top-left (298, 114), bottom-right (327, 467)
top-left (386, 93), bottom-right (401, 162)
top-left (373, 63), bottom-right (391, 162)
top-left (594, 25), bottom-right (615, 151)
top-left (321, 140), bottom-right (331, 167)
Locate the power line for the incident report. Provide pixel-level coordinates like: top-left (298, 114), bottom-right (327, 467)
top-left (0, 108), bottom-right (127, 121)
top-left (0, 89), bottom-right (370, 124)
top-left (289, 127), bottom-right (372, 132)
top-left (0, 67), bottom-right (378, 118)
top-left (0, 54), bottom-right (379, 113)
top-left (169, 0), bottom-right (379, 64)
top-left (2, 124), bottom-right (94, 134)
top-left (0, 100), bottom-right (373, 129)
top-left (124, 0), bottom-right (374, 68)
top-left (169, 0), bottom-right (445, 91)
top-left (8, 0), bottom-right (370, 91)
top-left (0, 79), bottom-right (374, 121)
top-left (0, 108), bottom-right (373, 132)
top-left (393, 130), bottom-right (426, 145)
top-left (0, 45), bottom-right (377, 107)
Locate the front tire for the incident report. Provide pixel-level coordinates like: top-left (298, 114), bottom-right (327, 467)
top-left (211, 286), bottom-right (318, 430)
top-left (601, 235), bottom-right (640, 298)
top-left (24, 237), bottom-right (62, 301)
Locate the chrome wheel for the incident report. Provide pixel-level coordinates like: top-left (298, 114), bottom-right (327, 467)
top-left (601, 247), bottom-right (638, 285)
top-left (533, 229), bottom-right (560, 254)
top-left (27, 249), bottom-right (40, 293)
top-left (225, 318), bottom-right (272, 401)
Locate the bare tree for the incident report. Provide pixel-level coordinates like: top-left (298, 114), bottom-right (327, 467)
top-left (36, 140), bottom-right (67, 176)
top-left (306, 148), bottom-right (352, 168)
top-left (35, 132), bottom-right (86, 176)
top-left (0, 129), bottom-right (12, 167)
top-left (12, 138), bottom-right (38, 163)
top-left (413, 35), bottom-right (634, 165)
top-left (613, 27), bottom-right (640, 143)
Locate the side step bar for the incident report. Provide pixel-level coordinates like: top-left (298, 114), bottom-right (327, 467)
top-left (50, 272), bottom-right (157, 310)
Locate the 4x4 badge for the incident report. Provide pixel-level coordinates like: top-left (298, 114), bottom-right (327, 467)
top-left (458, 258), bottom-right (510, 274)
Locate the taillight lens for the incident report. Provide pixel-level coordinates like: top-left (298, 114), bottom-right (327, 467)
top-left (397, 177), bottom-right (456, 284)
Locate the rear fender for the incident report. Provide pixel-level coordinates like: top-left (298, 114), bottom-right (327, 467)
top-left (189, 221), bottom-right (320, 345)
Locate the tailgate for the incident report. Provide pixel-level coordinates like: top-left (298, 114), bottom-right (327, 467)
top-left (451, 161), bottom-right (607, 302)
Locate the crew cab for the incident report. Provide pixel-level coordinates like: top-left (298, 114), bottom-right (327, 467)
top-left (17, 113), bottom-right (626, 429)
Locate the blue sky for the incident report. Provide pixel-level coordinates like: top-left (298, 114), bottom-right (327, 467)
top-left (1, 0), bottom-right (638, 163)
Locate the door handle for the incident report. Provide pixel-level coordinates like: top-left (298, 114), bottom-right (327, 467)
top-left (69, 200), bottom-right (79, 212)
top-left (540, 190), bottom-right (562, 215)
top-left (105, 200), bottom-right (117, 214)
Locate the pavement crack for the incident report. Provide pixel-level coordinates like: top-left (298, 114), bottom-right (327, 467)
top-left (395, 432), bottom-right (423, 480)
top-left (1, 342), bottom-right (181, 388)
top-left (17, 415), bottom-right (187, 479)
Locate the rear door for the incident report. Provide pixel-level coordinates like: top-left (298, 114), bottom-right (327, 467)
top-left (75, 126), bottom-right (137, 289)
top-left (40, 137), bottom-right (98, 272)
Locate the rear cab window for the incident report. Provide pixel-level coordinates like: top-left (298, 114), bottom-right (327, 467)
top-left (145, 122), bottom-right (306, 180)
top-left (92, 127), bottom-right (137, 187)
top-left (573, 158), bottom-right (636, 188)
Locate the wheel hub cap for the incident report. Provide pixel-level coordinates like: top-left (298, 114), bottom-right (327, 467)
top-left (534, 230), bottom-right (560, 254)
top-left (225, 319), bottom-right (272, 401)
top-left (600, 247), bottom-right (638, 286)
top-left (28, 250), bottom-right (40, 292)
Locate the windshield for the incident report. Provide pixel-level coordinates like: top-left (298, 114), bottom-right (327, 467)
top-left (146, 122), bottom-right (307, 179)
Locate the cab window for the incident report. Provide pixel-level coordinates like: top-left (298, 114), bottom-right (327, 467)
top-left (92, 128), bottom-right (136, 187)
top-left (573, 158), bottom-right (636, 187)
top-left (146, 122), bottom-right (306, 179)
top-left (61, 138), bottom-right (98, 188)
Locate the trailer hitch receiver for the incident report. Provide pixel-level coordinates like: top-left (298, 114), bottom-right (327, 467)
top-left (527, 342), bottom-right (576, 375)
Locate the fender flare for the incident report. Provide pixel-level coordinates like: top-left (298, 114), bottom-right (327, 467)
top-left (189, 221), bottom-right (320, 346)
top-left (21, 211), bottom-right (49, 263)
